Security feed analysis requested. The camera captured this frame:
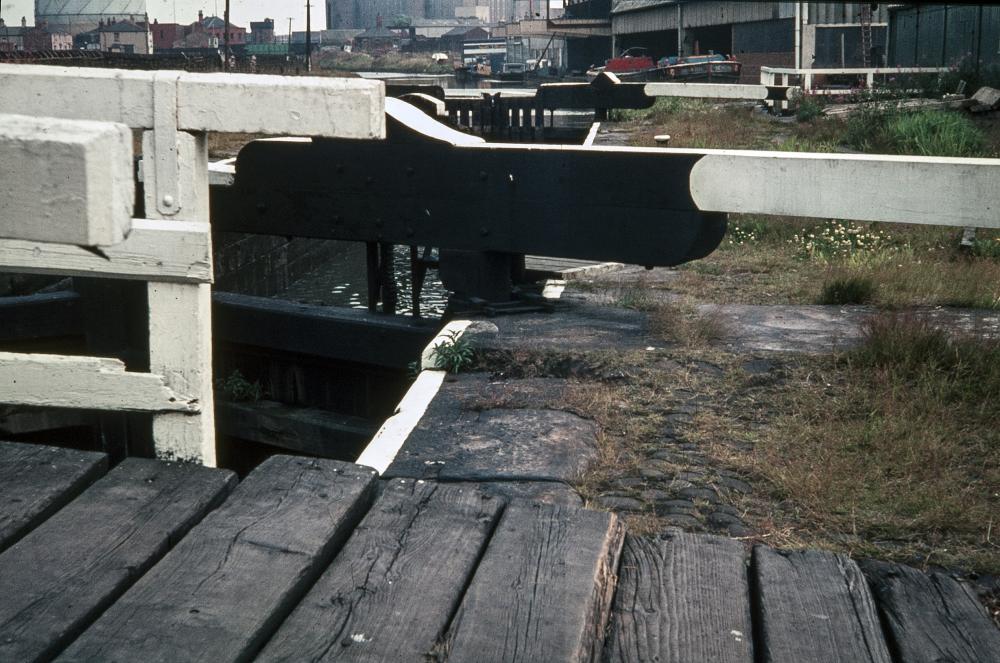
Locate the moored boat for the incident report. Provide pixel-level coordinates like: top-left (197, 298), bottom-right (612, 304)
top-left (587, 49), bottom-right (741, 83)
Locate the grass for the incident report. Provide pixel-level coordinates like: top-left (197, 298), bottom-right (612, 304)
top-left (625, 216), bottom-right (1000, 310)
top-left (696, 313), bottom-right (1000, 573)
top-left (818, 275), bottom-right (877, 305)
top-left (650, 302), bottom-right (729, 346)
top-left (616, 92), bottom-right (1000, 159)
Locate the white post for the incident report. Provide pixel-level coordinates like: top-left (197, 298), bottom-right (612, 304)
top-left (142, 73), bottom-right (216, 465)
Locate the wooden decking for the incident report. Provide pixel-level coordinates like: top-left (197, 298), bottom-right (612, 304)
top-left (1, 440), bottom-right (998, 663)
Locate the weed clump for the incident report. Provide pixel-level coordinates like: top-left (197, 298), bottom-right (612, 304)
top-left (852, 313), bottom-right (1000, 404)
top-left (650, 302), bottom-right (729, 346)
top-left (215, 370), bottom-right (263, 402)
top-left (819, 275), bottom-right (877, 305)
top-left (430, 329), bottom-right (475, 373)
top-left (795, 96), bottom-right (824, 122)
top-left (886, 110), bottom-right (988, 157)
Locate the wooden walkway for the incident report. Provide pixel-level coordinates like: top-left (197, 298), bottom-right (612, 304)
top-left (1, 440), bottom-right (997, 663)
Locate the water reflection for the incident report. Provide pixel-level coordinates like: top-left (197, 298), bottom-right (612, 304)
top-left (275, 242), bottom-right (450, 318)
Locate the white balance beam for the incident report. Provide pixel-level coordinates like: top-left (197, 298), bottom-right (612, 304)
top-left (0, 219), bottom-right (212, 283)
top-left (0, 64), bottom-right (385, 139)
top-left (644, 82), bottom-right (799, 101)
top-left (684, 149), bottom-right (1000, 229)
top-left (0, 352), bottom-right (199, 413)
top-left (0, 114), bottom-right (133, 246)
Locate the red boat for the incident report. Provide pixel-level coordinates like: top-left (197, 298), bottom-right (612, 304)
top-left (588, 48), bottom-right (741, 83)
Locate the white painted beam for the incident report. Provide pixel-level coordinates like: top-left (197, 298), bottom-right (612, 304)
top-left (0, 219), bottom-right (213, 283)
top-left (644, 83), bottom-right (799, 101)
top-left (177, 73), bottom-right (385, 138)
top-left (686, 150), bottom-right (1000, 229)
top-left (0, 352), bottom-right (199, 413)
top-left (761, 65), bottom-right (949, 76)
top-left (0, 114), bottom-right (133, 246)
top-left (0, 64), bottom-right (385, 139)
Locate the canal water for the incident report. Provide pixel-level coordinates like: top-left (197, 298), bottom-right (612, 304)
top-left (275, 242), bottom-right (450, 318)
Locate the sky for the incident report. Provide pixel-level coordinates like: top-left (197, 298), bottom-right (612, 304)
top-left (1, 1), bottom-right (324, 33)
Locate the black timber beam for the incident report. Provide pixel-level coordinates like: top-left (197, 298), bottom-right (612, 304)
top-left (0, 292), bottom-right (82, 342)
top-left (210, 98), bottom-right (726, 268)
top-left (216, 399), bottom-right (376, 460)
top-left (212, 292), bottom-right (439, 371)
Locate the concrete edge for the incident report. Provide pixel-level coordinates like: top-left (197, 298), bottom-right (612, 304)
top-left (354, 369), bottom-right (447, 474)
top-left (560, 262), bottom-right (625, 280)
top-left (353, 278), bottom-right (568, 474)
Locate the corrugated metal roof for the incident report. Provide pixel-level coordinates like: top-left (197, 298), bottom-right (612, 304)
top-left (35, 0), bottom-right (147, 17)
top-left (612, 0), bottom-right (674, 14)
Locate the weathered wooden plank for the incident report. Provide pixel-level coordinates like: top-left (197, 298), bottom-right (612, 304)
top-left (177, 73), bottom-right (384, 138)
top-left (142, 127), bottom-right (216, 466)
top-left (0, 458), bottom-right (235, 663)
top-left (0, 440), bottom-right (107, 553)
top-left (442, 502), bottom-right (625, 663)
top-left (0, 352), bottom-right (200, 413)
top-left (0, 65), bottom-right (385, 139)
top-left (752, 546), bottom-right (892, 663)
top-left (58, 456), bottom-right (378, 663)
top-left (0, 113), bottom-right (133, 246)
top-left (217, 400), bottom-right (377, 459)
top-left (0, 292), bottom-right (83, 342)
top-left (0, 219), bottom-right (213, 283)
top-left (860, 560), bottom-right (1000, 663)
top-left (257, 478), bottom-right (504, 662)
top-left (603, 531), bottom-right (753, 663)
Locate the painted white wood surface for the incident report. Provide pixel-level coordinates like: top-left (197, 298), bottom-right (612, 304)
top-left (177, 73), bottom-right (385, 138)
top-left (148, 282), bottom-right (216, 463)
top-left (0, 114), bottom-right (133, 246)
top-left (0, 352), bottom-right (198, 413)
top-left (0, 64), bottom-right (385, 139)
top-left (144, 130), bottom-right (217, 466)
top-left (0, 219), bottom-right (212, 283)
top-left (644, 82), bottom-right (799, 101)
top-left (687, 150), bottom-right (1000, 229)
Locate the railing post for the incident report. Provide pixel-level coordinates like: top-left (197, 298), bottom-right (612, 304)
top-left (142, 73), bottom-right (216, 465)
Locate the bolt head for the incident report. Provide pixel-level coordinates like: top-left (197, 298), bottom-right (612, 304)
top-left (162, 194), bottom-right (175, 207)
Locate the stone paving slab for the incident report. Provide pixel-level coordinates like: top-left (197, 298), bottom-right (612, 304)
top-left (383, 374), bottom-right (599, 484)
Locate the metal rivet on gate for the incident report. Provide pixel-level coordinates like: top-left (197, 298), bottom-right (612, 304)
top-left (256, 202), bottom-right (267, 213)
top-left (479, 171), bottom-right (488, 181)
top-left (480, 227), bottom-right (489, 236)
top-left (162, 194), bottom-right (175, 207)
top-left (406, 167), bottom-right (415, 176)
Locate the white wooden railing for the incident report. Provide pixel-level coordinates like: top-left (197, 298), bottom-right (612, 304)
top-left (0, 64), bottom-right (384, 465)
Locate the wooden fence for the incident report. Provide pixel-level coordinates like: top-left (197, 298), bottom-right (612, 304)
top-left (0, 64), bottom-right (384, 465)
